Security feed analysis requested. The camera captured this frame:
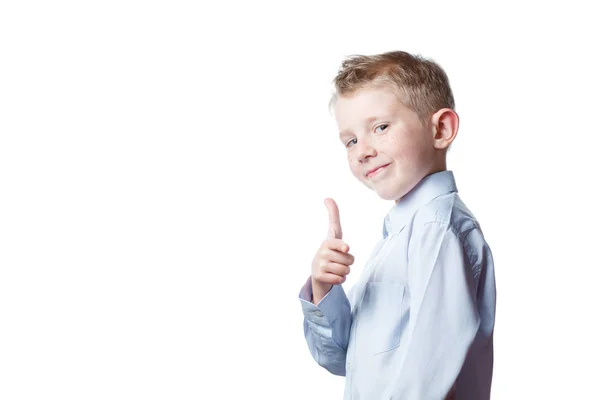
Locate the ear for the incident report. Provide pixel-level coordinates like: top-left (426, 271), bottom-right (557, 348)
top-left (430, 108), bottom-right (459, 150)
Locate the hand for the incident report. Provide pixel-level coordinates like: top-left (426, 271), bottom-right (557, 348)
top-left (310, 198), bottom-right (354, 304)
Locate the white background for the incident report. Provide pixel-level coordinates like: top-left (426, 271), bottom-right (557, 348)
top-left (1, 1), bottom-right (598, 399)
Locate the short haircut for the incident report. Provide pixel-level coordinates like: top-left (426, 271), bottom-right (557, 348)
top-left (330, 50), bottom-right (455, 123)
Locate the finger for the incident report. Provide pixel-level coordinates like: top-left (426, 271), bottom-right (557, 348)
top-left (322, 247), bottom-right (355, 266)
top-left (323, 262), bottom-right (351, 277)
top-left (325, 198), bottom-right (342, 239)
top-left (317, 273), bottom-right (346, 285)
top-left (324, 238), bottom-right (350, 254)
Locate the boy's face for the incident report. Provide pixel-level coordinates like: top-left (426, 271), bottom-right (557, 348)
top-left (335, 86), bottom-right (438, 202)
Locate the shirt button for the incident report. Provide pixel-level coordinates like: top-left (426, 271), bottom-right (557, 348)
top-left (315, 311), bottom-right (323, 317)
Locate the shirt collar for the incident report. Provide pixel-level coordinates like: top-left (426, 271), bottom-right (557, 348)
top-left (382, 170), bottom-right (458, 238)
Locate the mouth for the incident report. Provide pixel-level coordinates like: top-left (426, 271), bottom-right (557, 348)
top-left (366, 163), bottom-right (390, 178)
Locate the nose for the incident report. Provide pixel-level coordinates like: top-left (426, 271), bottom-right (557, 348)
top-left (356, 138), bottom-right (376, 162)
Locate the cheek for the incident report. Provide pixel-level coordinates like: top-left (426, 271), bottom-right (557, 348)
top-left (388, 132), bottom-right (426, 161)
top-left (347, 155), bottom-right (363, 177)
top-left (384, 137), bottom-right (409, 161)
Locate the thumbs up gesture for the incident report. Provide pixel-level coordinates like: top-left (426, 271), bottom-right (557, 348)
top-left (310, 198), bottom-right (355, 304)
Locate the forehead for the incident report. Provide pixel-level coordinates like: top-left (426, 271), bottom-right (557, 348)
top-left (334, 86), bottom-right (403, 128)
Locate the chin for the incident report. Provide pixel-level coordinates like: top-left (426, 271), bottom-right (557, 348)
top-left (373, 187), bottom-right (403, 201)
top-left (373, 182), bottom-right (414, 202)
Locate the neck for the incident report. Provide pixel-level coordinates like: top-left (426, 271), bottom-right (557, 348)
top-left (394, 162), bottom-right (448, 204)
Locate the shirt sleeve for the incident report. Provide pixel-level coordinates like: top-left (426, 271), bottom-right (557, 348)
top-left (298, 276), bottom-right (352, 376)
top-left (389, 222), bottom-right (481, 399)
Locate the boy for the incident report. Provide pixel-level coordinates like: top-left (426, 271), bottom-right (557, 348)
top-left (298, 51), bottom-right (496, 399)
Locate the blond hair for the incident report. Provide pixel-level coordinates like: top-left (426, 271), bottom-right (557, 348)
top-left (330, 51), bottom-right (455, 123)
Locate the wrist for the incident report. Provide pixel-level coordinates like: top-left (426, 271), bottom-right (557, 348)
top-left (311, 278), bottom-right (333, 305)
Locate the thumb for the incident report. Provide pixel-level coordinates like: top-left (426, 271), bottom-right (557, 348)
top-left (325, 198), bottom-right (342, 239)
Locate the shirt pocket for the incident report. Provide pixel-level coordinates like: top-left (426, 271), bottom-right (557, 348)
top-left (361, 282), bottom-right (406, 355)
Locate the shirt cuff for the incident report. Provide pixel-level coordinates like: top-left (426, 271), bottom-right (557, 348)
top-left (299, 276), bottom-right (350, 325)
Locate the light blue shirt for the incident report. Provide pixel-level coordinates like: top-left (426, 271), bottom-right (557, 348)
top-left (299, 171), bottom-right (496, 399)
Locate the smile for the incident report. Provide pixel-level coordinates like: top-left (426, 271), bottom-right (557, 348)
top-left (366, 164), bottom-right (390, 178)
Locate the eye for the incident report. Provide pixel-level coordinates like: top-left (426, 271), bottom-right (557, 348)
top-left (375, 124), bottom-right (389, 133)
top-left (345, 138), bottom-right (357, 148)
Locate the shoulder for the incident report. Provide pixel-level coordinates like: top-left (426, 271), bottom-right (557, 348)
top-left (412, 192), bottom-right (481, 239)
top-left (408, 193), bottom-right (491, 266)
top-left (409, 193), bottom-right (493, 277)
